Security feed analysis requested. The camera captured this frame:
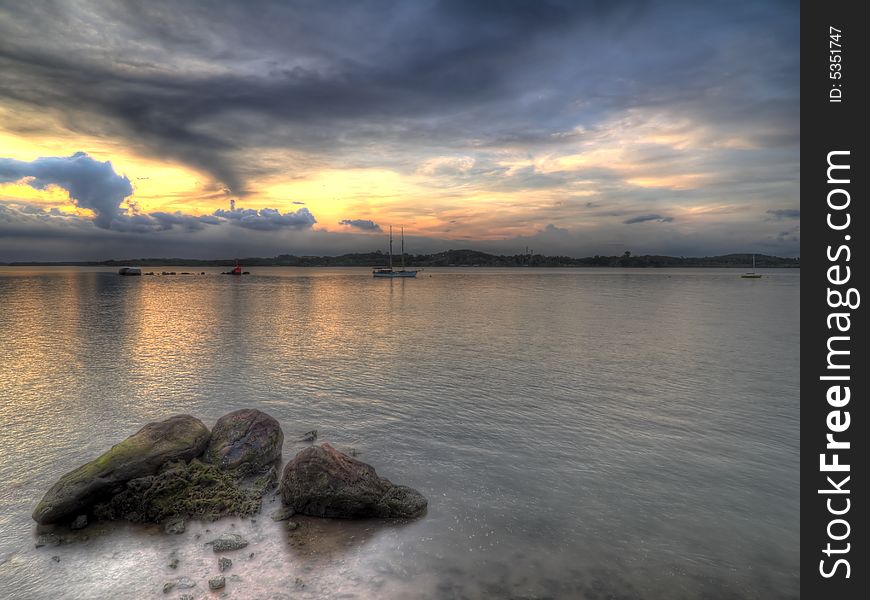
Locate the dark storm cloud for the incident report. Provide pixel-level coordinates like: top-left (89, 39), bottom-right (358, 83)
top-left (0, 1), bottom-right (799, 258)
top-left (339, 219), bottom-right (382, 232)
top-left (766, 209), bottom-right (800, 219)
top-left (108, 211), bottom-right (222, 233)
top-left (0, 0), bottom-right (797, 193)
top-left (624, 214), bottom-right (673, 224)
top-left (0, 152), bottom-right (132, 228)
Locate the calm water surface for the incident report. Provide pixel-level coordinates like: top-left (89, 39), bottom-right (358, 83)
top-left (0, 267), bottom-right (799, 599)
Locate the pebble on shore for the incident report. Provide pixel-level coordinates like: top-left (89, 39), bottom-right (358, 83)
top-left (163, 516), bottom-right (185, 535)
top-left (207, 533), bottom-right (248, 552)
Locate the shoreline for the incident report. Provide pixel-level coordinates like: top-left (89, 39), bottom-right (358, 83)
top-left (1, 251), bottom-right (800, 269)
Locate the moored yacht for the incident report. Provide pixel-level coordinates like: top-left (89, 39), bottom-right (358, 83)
top-left (373, 226), bottom-right (418, 278)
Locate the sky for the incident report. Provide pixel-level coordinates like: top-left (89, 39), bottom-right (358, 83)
top-left (0, 0), bottom-right (799, 261)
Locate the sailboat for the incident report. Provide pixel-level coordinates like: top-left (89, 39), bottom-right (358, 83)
top-left (373, 226), bottom-right (418, 278)
top-left (741, 254), bottom-right (762, 278)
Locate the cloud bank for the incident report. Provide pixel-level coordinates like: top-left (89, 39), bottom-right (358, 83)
top-left (1, 152), bottom-right (317, 234)
top-left (624, 214), bottom-right (674, 225)
top-left (339, 219), bottom-right (382, 232)
top-left (0, 152), bottom-right (132, 228)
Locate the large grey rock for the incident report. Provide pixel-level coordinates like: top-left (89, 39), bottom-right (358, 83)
top-left (32, 415), bottom-right (210, 525)
top-left (203, 409), bottom-right (284, 475)
top-left (280, 443), bottom-right (427, 519)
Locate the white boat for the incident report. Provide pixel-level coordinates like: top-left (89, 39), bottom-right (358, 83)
top-left (373, 226), bottom-right (418, 278)
top-left (741, 254), bottom-right (762, 279)
top-left (118, 267), bottom-right (142, 276)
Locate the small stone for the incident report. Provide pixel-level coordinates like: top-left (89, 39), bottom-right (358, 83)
top-left (286, 521), bottom-right (300, 531)
top-left (209, 575), bottom-right (226, 590)
top-left (249, 552), bottom-right (255, 559)
top-left (164, 516), bottom-right (186, 535)
top-left (208, 533), bottom-right (248, 552)
top-left (176, 577), bottom-right (196, 590)
top-left (70, 515), bottom-right (88, 530)
top-left (271, 506), bottom-right (295, 521)
top-left (299, 430), bottom-right (317, 442)
top-left (218, 557), bottom-right (232, 572)
top-left (51, 555), bottom-right (60, 562)
top-left (168, 558), bottom-right (179, 570)
top-left (180, 595), bottom-right (194, 600)
top-left (162, 581), bottom-right (175, 594)
top-left (35, 533), bottom-right (61, 548)
top-left (295, 577), bottom-right (305, 589)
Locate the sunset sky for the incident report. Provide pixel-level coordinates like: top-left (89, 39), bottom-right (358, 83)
top-left (0, 0), bottom-right (799, 261)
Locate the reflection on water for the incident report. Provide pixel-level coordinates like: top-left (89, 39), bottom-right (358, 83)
top-left (0, 267), bottom-right (799, 599)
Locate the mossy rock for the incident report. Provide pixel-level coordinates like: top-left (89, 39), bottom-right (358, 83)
top-left (32, 415), bottom-right (210, 524)
top-left (94, 460), bottom-right (263, 523)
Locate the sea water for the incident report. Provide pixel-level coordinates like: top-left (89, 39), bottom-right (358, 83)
top-left (0, 267), bottom-right (800, 599)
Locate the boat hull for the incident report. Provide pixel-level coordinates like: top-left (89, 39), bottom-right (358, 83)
top-left (373, 270), bottom-right (418, 278)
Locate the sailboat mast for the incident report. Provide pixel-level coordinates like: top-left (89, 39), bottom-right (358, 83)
top-left (389, 226), bottom-right (393, 270)
top-left (752, 254), bottom-right (756, 271)
top-left (401, 226), bottom-right (405, 269)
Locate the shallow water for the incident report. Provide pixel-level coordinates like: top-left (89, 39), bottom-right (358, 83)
top-left (0, 267), bottom-right (799, 599)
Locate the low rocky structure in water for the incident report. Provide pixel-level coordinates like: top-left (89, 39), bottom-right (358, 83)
top-left (33, 410), bottom-right (280, 526)
top-left (281, 443), bottom-right (428, 518)
top-left (32, 409), bottom-right (427, 530)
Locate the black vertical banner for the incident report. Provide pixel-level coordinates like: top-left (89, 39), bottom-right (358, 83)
top-left (802, 2), bottom-right (868, 598)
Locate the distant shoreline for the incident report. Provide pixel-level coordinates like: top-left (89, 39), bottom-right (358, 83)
top-left (2, 250), bottom-right (799, 269)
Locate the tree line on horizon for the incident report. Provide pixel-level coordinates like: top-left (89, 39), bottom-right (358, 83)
top-left (5, 250), bottom-right (800, 268)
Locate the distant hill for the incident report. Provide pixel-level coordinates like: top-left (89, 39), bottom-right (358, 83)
top-left (4, 251), bottom-right (799, 268)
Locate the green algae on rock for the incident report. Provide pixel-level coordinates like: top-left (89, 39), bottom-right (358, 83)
top-left (93, 459), bottom-right (267, 523)
top-left (32, 410), bottom-right (285, 527)
top-left (32, 415), bottom-right (210, 525)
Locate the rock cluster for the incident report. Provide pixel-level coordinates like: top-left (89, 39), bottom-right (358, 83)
top-left (32, 411), bottom-right (281, 526)
top-left (33, 410), bottom-right (427, 530)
